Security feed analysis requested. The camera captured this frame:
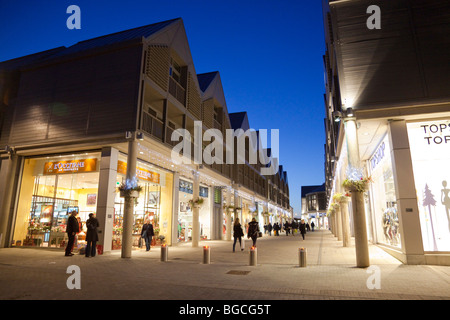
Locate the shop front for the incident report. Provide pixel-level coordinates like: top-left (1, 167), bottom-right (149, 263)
top-left (177, 179), bottom-right (211, 242)
top-left (368, 135), bottom-right (401, 248)
top-left (112, 155), bottom-right (173, 250)
top-left (407, 119), bottom-right (450, 252)
top-left (12, 152), bottom-right (101, 249)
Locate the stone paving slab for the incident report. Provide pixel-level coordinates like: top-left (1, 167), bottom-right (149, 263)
top-left (0, 230), bottom-right (449, 301)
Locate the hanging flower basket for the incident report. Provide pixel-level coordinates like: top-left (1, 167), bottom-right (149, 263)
top-left (118, 179), bottom-right (142, 198)
top-left (342, 176), bottom-right (373, 192)
top-left (332, 192), bottom-right (350, 204)
top-left (189, 197), bottom-right (204, 208)
top-left (327, 208), bottom-right (335, 217)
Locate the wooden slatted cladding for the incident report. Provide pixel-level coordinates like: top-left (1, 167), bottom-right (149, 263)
top-left (146, 45), bottom-right (170, 91)
top-left (202, 98), bottom-right (214, 129)
top-left (8, 45), bottom-right (142, 145)
top-left (187, 72), bottom-right (202, 119)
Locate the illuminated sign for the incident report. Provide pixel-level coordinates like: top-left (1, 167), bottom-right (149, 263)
top-left (44, 159), bottom-right (97, 175)
top-left (117, 160), bottom-right (160, 184)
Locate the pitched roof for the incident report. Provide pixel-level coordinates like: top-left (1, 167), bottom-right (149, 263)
top-left (50, 18), bottom-right (181, 59)
top-left (228, 112), bottom-right (249, 131)
top-left (0, 47), bottom-right (66, 71)
top-left (197, 71), bottom-right (218, 92)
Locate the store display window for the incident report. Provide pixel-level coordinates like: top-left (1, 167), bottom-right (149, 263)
top-left (177, 179), bottom-right (211, 242)
top-left (113, 155), bottom-right (173, 250)
top-left (368, 135), bottom-right (400, 248)
top-left (407, 120), bottom-right (450, 252)
top-left (12, 152), bottom-right (101, 248)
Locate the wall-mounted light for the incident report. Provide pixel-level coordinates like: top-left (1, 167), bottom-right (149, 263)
top-left (332, 111), bottom-right (342, 122)
top-left (136, 132), bottom-right (144, 141)
top-left (345, 108), bottom-right (354, 117)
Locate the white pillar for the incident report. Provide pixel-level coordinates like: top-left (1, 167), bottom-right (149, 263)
top-left (341, 200), bottom-right (351, 247)
top-left (192, 170), bottom-right (200, 247)
top-left (121, 135), bottom-right (138, 258)
top-left (388, 120), bottom-right (424, 264)
top-left (345, 118), bottom-right (370, 267)
top-left (97, 147), bottom-right (119, 253)
top-left (171, 172), bottom-right (180, 245)
top-left (225, 187), bottom-right (232, 241)
top-left (0, 155), bottom-right (19, 248)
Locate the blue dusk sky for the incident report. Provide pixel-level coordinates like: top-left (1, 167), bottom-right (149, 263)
top-left (0, 0), bottom-right (326, 214)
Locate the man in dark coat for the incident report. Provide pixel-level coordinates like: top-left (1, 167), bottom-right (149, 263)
top-left (141, 219), bottom-right (155, 251)
top-left (85, 213), bottom-right (99, 257)
top-left (247, 218), bottom-right (260, 247)
top-left (299, 219), bottom-right (307, 240)
top-left (65, 210), bottom-right (79, 256)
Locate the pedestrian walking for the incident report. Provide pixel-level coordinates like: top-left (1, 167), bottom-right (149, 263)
top-left (311, 221), bottom-right (315, 232)
top-left (285, 221), bottom-right (291, 236)
top-left (65, 210), bottom-right (79, 256)
top-left (141, 219), bottom-right (155, 251)
top-left (85, 213), bottom-right (99, 257)
top-left (267, 223), bottom-right (273, 236)
top-left (247, 218), bottom-right (260, 247)
top-left (299, 219), bottom-right (307, 240)
top-left (233, 218), bottom-right (244, 252)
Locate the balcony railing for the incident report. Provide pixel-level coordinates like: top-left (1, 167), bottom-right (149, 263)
top-left (142, 112), bottom-right (163, 141)
top-left (169, 77), bottom-right (186, 105)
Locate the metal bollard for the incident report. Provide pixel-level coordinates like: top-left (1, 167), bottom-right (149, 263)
top-left (203, 246), bottom-right (211, 264)
top-left (249, 246), bottom-right (257, 266)
top-left (160, 244), bottom-right (168, 262)
top-left (299, 247), bottom-right (307, 267)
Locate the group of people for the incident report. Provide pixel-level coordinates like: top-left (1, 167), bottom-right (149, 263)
top-left (232, 218), bottom-right (260, 252)
top-left (232, 217), bottom-right (317, 251)
top-left (263, 219), bottom-right (315, 240)
top-left (65, 210), bottom-right (99, 257)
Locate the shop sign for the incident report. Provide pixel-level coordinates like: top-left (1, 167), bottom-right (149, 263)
top-left (117, 160), bottom-right (160, 184)
top-left (179, 179), bottom-right (209, 197)
top-left (44, 158), bottom-right (97, 175)
top-left (419, 122), bottom-right (450, 145)
top-left (370, 139), bottom-right (386, 171)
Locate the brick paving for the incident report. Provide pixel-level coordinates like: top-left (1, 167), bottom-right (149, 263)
top-left (0, 230), bottom-right (449, 301)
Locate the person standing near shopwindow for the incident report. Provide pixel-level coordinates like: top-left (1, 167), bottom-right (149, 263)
top-left (85, 213), bottom-right (99, 257)
top-left (141, 219), bottom-right (155, 251)
top-left (65, 210), bottom-right (79, 256)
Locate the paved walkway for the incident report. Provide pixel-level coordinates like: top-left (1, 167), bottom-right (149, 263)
top-left (0, 230), bottom-right (449, 301)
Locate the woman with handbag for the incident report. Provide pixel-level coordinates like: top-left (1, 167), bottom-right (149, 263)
top-left (232, 218), bottom-right (244, 252)
top-left (141, 219), bottom-right (155, 251)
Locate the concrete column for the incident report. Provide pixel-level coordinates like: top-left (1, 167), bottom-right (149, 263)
top-left (96, 147), bottom-right (119, 253)
top-left (171, 172), bottom-right (180, 245)
top-left (336, 207), bottom-right (343, 241)
top-left (225, 187), bottom-right (232, 241)
top-left (388, 120), bottom-right (424, 264)
top-left (192, 170), bottom-right (200, 247)
top-left (234, 190), bottom-right (241, 222)
top-left (345, 118), bottom-right (370, 267)
top-left (0, 155), bottom-right (19, 248)
top-left (341, 200), bottom-right (351, 247)
top-left (121, 136), bottom-right (138, 259)
top-left (352, 191), bottom-right (370, 267)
